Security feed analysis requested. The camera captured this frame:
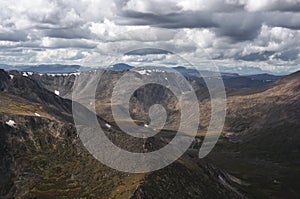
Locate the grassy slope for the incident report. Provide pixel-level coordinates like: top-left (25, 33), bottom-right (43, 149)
top-left (0, 93), bottom-right (50, 118)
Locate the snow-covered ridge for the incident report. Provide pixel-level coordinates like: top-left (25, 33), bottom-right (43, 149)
top-left (46, 72), bottom-right (81, 77)
top-left (19, 71), bottom-right (81, 77)
top-left (22, 72), bottom-right (33, 77)
top-left (135, 69), bottom-right (166, 76)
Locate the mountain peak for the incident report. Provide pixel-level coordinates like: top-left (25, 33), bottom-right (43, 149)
top-left (110, 63), bottom-right (134, 70)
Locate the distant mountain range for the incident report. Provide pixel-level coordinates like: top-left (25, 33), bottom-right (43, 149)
top-left (0, 64), bottom-right (90, 73)
top-left (0, 63), bottom-right (284, 90)
top-left (218, 66), bottom-right (289, 75)
top-left (0, 63), bottom-right (289, 75)
top-left (109, 63), bottom-right (134, 70)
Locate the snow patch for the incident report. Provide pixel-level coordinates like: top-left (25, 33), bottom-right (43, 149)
top-left (136, 69), bottom-right (166, 76)
top-left (71, 72), bottom-right (81, 76)
top-left (9, 75), bottom-right (14, 79)
top-left (22, 72), bottom-right (28, 77)
top-left (54, 90), bottom-right (60, 95)
top-left (136, 70), bottom-right (150, 75)
top-left (47, 72), bottom-right (81, 77)
top-left (151, 69), bottom-right (165, 73)
top-left (6, 120), bottom-right (16, 127)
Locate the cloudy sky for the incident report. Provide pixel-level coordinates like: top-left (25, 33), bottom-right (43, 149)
top-left (0, 0), bottom-right (300, 73)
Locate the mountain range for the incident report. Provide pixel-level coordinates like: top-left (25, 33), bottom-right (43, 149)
top-left (0, 66), bottom-right (299, 198)
top-left (0, 63), bottom-right (285, 75)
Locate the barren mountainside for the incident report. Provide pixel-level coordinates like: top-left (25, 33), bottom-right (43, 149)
top-left (0, 68), bottom-right (299, 198)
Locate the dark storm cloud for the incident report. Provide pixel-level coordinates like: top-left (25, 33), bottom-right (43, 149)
top-left (118, 3), bottom-right (300, 42)
top-left (0, 31), bottom-right (29, 42)
top-left (120, 10), bottom-right (218, 29)
top-left (213, 12), bottom-right (263, 41)
top-left (265, 12), bottom-right (300, 30)
top-left (121, 10), bottom-right (262, 42)
top-left (125, 48), bottom-right (173, 55)
top-left (273, 49), bottom-right (300, 61)
top-left (44, 27), bottom-right (93, 39)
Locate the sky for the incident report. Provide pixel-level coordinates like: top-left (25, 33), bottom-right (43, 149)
top-left (0, 0), bottom-right (300, 73)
